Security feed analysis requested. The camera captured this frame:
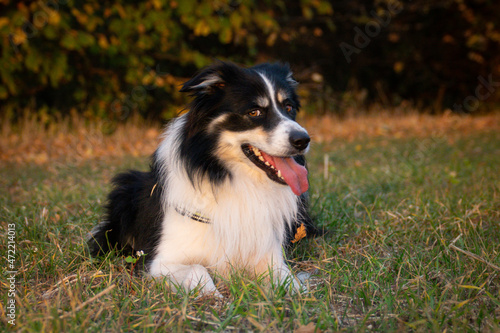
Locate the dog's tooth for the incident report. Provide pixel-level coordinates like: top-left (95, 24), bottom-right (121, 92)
top-left (265, 161), bottom-right (270, 166)
top-left (259, 156), bottom-right (265, 162)
top-left (277, 170), bottom-right (282, 178)
top-left (252, 147), bottom-right (261, 156)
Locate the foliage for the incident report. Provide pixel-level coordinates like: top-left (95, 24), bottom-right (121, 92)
top-left (0, 0), bottom-right (332, 120)
top-left (271, 0), bottom-right (500, 113)
top-left (0, 0), bottom-right (499, 120)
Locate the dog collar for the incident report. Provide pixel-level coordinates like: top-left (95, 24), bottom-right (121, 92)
top-left (173, 206), bottom-right (307, 243)
top-left (174, 206), bottom-right (211, 224)
top-left (151, 182), bottom-right (211, 224)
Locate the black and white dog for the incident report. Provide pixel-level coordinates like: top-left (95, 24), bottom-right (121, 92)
top-left (88, 62), bottom-right (314, 296)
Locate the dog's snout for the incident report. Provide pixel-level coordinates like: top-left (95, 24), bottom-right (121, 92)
top-left (289, 131), bottom-right (310, 151)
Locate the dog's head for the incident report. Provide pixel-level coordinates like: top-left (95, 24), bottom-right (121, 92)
top-left (179, 62), bottom-right (310, 196)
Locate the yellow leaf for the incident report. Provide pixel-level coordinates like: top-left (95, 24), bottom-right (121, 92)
top-left (0, 17), bottom-right (9, 28)
top-left (11, 29), bottom-right (27, 45)
top-left (83, 4), bottom-right (94, 14)
top-left (291, 223), bottom-right (307, 243)
top-left (194, 20), bottom-right (210, 36)
top-left (152, 0), bottom-right (163, 10)
top-left (48, 11), bottom-right (61, 25)
top-left (394, 61), bottom-right (404, 73)
top-left (98, 34), bottom-right (109, 49)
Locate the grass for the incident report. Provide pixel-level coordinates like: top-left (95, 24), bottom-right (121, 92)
top-left (1, 114), bottom-right (499, 332)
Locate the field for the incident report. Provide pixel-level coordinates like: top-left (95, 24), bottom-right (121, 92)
top-left (1, 113), bottom-right (499, 332)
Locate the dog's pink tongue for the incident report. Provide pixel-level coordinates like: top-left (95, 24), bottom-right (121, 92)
top-left (262, 152), bottom-right (309, 196)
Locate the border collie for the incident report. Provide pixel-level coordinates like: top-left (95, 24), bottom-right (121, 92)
top-left (88, 62), bottom-right (314, 296)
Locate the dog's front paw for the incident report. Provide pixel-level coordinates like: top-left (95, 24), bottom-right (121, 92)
top-left (273, 267), bottom-right (307, 294)
top-left (290, 275), bottom-right (308, 294)
top-left (150, 263), bottom-right (223, 298)
top-left (196, 286), bottom-right (224, 299)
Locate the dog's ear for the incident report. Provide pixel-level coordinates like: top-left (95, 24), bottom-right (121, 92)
top-left (180, 66), bottom-right (226, 94)
top-left (286, 70), bottom-right (299, 88)
top-left (280, 63), bottom-right (299, 88)
top-left (251, 62), bottom-right (298, 88)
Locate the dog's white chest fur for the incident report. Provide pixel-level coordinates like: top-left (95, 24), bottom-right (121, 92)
top-left (149, 116), bottom-right (299, 285)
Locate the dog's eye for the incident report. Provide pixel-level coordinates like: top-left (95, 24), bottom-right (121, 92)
top-left (285, 104), bottom-right (293, 113)
top-left (248, 110), bottom-right (262, 117)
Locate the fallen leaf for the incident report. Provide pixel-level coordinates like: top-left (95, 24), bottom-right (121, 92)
top-left (291, 223), bottom-right (307, 243)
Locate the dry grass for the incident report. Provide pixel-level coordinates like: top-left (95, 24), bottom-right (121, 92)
top-left (0, 114), bottom-right (162, 165)
top-left (302, 111), bottom-right (500, 143)
top-left (1, 111), bottom-right (498, 165)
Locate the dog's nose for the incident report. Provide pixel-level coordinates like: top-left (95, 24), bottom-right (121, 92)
top-left (289, 131), bottom-right (310, 151)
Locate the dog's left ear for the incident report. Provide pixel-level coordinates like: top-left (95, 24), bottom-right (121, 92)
top-left (286, 70), bottom-right (299, 88)
top-left (180, 65), bottom-right (226, 94)
top-left (280, 63), bottom-right (298, 88)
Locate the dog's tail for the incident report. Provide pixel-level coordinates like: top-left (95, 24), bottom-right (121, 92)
top-left (87, 171), bottom-right (146, 256)
top-left (87, 220), bottom-right (119, 256)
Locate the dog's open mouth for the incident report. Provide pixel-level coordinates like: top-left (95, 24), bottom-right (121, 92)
top-left (242, 144), bottom-right (308, 196)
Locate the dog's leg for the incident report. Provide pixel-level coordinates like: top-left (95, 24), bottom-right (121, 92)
top-left (149, 263), bottom-right (221, 297)
top-left (274, 263), bottom-right (303, 292)
top-left (256, 250), bottom-right (304, 293)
